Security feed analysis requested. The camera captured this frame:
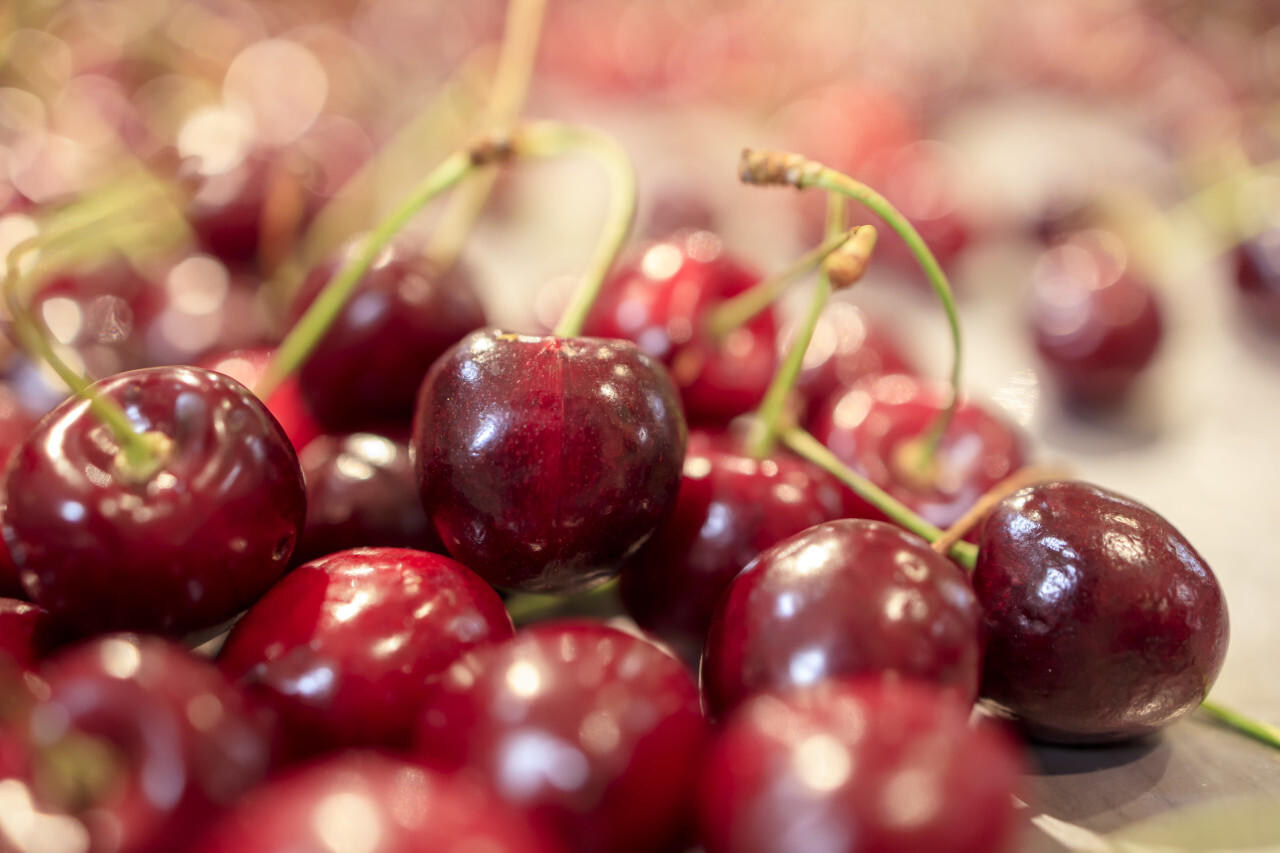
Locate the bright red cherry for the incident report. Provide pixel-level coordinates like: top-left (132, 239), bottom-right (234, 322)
top-left (4, 366), bottom-right (306, 639)
top-left (582, 229), bottom-right (778, 425)
top-left (23, 634), bottom-right (274, 853)
top-left (1028, 229), bottom-right (1164, 406)
top-left (1233, 228), bottom-right (1280, 331)
top-left (289, 238), bottom-right (487, 434)
top-left (697, 678), bottom-right (1027, 853)
top-left (291, 431), bottom-right (447, 566)
top-left (413, 620), bottom-right (708, 853)
top-left (810, 373), bottom-right (1027, 534)
top-left (413, 329), bottom-right (686, 594)
top-left (701, 518), bottom-right (984, 720)
top-left (218, 547), bottom-right (514, 762)
top-left (619, 429), bottom-right (854, 665)
top-left (192, 751), bottom-right (566, 853)
top-left (974, 480), bottom-right (1229, 744)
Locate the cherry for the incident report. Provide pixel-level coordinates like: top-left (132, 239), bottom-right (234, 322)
top-left (701, 518), bottom-right (984, 721)
top-left (412, 328), bottom-right (686, 594)
top-left (697, 678), bottom-right (1027, 853)
top-left (1233, 228), bottom-right (1280, 331)
top-left (0, 381), bottom-right (40, 599)
top-left (1028, 229), bottom-right (1164, 406)
top-left (21, 634), bottom-right (274, 853)
top-left (581, 229), bottom-right (779, 425)
top-left (973, 480), bottom-right (1229, 744)
top-left (291, 430), bottom-right (447, 566)
top-left (0, 598), bottom-right (55, 671)
top-left (412, 620), bottom-right (708, 853)
top-left (192, 751), bottom-right (565, 853)
top-left (618, 428), bottom-right (854, 665)
top-left (809, 372), bottom-right (1027, 534)
top-left (196, 346), bottom-right (324, 454)
top-left (217, 546), bottom-right (513, 762)
top-left (3, 365), bottom-right (306, 639)
top-left (287, 238), bottom-right (487, 434)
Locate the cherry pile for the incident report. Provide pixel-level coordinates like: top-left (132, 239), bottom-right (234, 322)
top-left (0, 1), bottom-right (1276, 852)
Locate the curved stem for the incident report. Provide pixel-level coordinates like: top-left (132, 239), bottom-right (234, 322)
top-left (780, 426), bottom-right (978, 570)
top-left (539, 123), bottom-right (636, 338)
top-left (739, 149), bottom-right (964, 472)
top-left (254, 149), bottom-right (479, 401)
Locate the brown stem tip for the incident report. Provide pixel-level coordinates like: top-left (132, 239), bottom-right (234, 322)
top-left (739, 149), bottom-right (821, 189)
top-left (468, 132), bottom-right (517, 168)
top-left (825, 225), bottom-right (878, 290)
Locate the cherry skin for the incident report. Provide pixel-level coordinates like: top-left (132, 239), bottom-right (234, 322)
top-left (217, 546), bottom-right (514, 762)
top-left (809, 372), bottom-right (1027, 534)
top-left (412, 620), bottom-right (709, 853)
top-left (581, 229), bottom-right (778, 425)
top-left (191, 751), bottom-right (565, 853)
top-left (24, 634), bottom-right (274, 853)
top-left (974, 480), bottom-right (1230, 744)
top-left (1233, 228), bottom-right (1280, 331)
top-left (288, 238), bottom-right (487, 434)
top-left (291, 430), bottom-right (447, 566)
top-left (197, 346), bottom-right (324, 454)
top-left (3, 365), bottom-right (306, 639)
top-left (1028, 229), bottom-right (1164, 406)
top-left (0, 598), bottom-right (56, 671)
top-left (697, 678), bottom-right (1027, 853)
top-left (618, 428), bottom-right (854, 665)
top-left (0, 380), bottom-right (40, 599)
top-left (413, 328), bottom-right (687, 594)
top-left (701, 518), bottom-right (984, 721)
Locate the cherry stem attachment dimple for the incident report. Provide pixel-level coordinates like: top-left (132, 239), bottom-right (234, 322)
top-left (780, 426), bottom-right (978, 570)
top-left (740, 148), bottom-right (964, 473)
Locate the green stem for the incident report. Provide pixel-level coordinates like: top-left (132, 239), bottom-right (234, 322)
top-left (704, 227), bottom-right (854, 342)
top-left (739, 149), bottom-right (964, 473)
top-left (505, 577), bottom-right (620, 626)
top-left (254, 148), bottom-right (478, 401)
top-left (1199, 699), bottom-right (1280, 751)
top-left (542, 123), bottom-right (636, 338)
top-left (780, 426), bottom-right (978, 570)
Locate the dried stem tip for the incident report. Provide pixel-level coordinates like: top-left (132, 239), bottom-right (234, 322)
top-left (739, 149), bottom-right (822, 188)
top-left (825, 225), bottom-right (878, 290)
top-left (468, 132), bottom-right (517, 167)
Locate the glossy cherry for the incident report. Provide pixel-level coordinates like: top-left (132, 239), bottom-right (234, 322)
top-left (412, 620), bottom-right (708, 853)
top-left (288, 238), bottom-right (487, 434)
top-left (191, 751), bottom-right (565, 853)
top-left (974, 480), bottom-right (1229, 744)
top-left (581, 229), bottom-right (778, 425)
top-left (3, 365), bottom-right (306, 638)
top-left (197, 346), bottom-right (323, 454)
top-left (701, 518), bottom-right (984, 721)
top-left (1028, 229), bottom-right (1164, 406)
top-left (22, 634), bottom-right (274, 853)
top-left (412, 328), bottom-right (686, 594)
top-left (0, 598), bottom-right (56, 671)
top-left (618, 428), bottom-right (854, 665)
top-left (0, 381), bottom-right (40, 599)
top-left (291, 431), bottom-right (447, 566)
top-left (1233, 228), bottom-right (1280, 331)
top-left (810, 372), bottom-right (1027, 534)
top-left (697, 678), bottom-right (1027, 853)
top-left (218, 546), bottom-right (513, 762)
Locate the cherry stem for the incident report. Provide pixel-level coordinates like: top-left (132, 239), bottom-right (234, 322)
top-left (780, 426), bottom-right (978, 570)
top-left (744, 194), bottom-right (852, 460)
top-left (424, 0), bottom-right (548, 273)
top-left (1199, 700), bottom-right (1280, 752)
top-left (704, 226), bottom-right (856, 342)
top-left (929, 464), bottom-right (1071, 557)
top-left (739, 148), bottom-right (964, 473)
top-left (504, 577), bottom-right (620, 626)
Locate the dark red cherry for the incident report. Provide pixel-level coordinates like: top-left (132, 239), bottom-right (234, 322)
top-left (810, 373), bottom-right (1027, 534)
top-left (697, 678), bottom-right (1027, 853)
top-left (291, 431), bottom-right (447, 566)
top-left (3, 365), bottom-right (306, 639)
top-left (619, 429), bottom-right (852, 665)
top-left (218, 546), bottom-right (513, 762)
top-left (25, 634), bottom-right (273, 853)
top-left (1029, 230), bottom-right (1164, 406)
top-left (582, 229), bottom-right (778, 425)
top-left (701, 518), bottom-right (983, 720)
top-left (0, 381), bottom-right (39, 599)
top-left (413, 329), bottom-right (686, 594)
top-left (974, 480), bottom-right (1229, 744)
top-left (0, 598), bottom-right (56, 671)
top-left (289, 238), bottom-right (487, 434)
top-left (197, 346), bottom-right (323, 454)
top-left (192, 751), bottom-right (565, 853)
top-left (412, 620), bottom-right (708, 853)
top-left (1234, 228), bottom-right (1280, 331)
